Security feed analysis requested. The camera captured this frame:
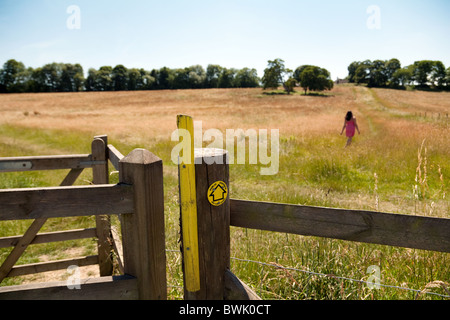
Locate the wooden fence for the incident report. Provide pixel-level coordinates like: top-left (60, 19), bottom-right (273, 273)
top-left (414, 111), bottom-right (449, 120)
top-left (181, 148), bottom-right (450, 300)
top-left (0, 138), bottom-right (448, 300)
top-left (0, 135), bottom-right (166, 300)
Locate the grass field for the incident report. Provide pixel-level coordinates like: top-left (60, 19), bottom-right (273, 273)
top-left (0, 85), bottom-right (449, 299)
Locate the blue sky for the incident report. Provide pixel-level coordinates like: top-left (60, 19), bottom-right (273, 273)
top-left (0, 0), bottom-right (449, 79)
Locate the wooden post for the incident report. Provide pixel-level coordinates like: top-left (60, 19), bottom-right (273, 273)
top-left (177, 115), bottom-right (201, 293)
top-left (119, 149), bottom-right (167, 300)
top-left (91, 135), bottom-right (113, 276)
top-left (183, 148), bottom-right (230, 300)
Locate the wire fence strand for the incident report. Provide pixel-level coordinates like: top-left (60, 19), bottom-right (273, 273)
top-left (230, 256), bottom-right (450, 299)
top-left (166, 249), bottom-right (449, 299)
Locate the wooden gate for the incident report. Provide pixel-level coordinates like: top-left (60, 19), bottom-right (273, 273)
top-left (0, 135), bottom-right (166, 300)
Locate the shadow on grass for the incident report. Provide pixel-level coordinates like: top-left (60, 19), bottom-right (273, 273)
top-left (262, 90), bottom-right (334, 98)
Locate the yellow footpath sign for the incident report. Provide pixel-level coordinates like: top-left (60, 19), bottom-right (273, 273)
top-left (207, 181), bottom-right (228, 206)
top-left (177, 114), bottom-right (200, 292)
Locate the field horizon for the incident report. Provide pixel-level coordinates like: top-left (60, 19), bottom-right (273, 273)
top-left (0, 84), bottom-right (449, 299)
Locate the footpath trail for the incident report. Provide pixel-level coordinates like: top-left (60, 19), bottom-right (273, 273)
top-left (350, 86), bottom-right (382, 138)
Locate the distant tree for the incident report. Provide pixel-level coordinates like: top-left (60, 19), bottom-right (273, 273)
top-left (412, 60), bottom-right (434, 87)
top-left (96, 66), bottom-right (113, 91)
top-left (430, 61), bottom-right (446, 88)
top-left (187, 65), bottom-right (206, 89)
top-left (385, 58), bottom-right (401, 85)
top-left (60, 63), bottom-right (84, 92)
top-left (445, 67), bottom-right (450, 89)
top-left (234, 68), bottom-right (260, 88)
top-left (140, 69), bottom-right (156, 90)
top-left (9, 66), bottom-right (33, 93)
top-left (85, 68), bottom-right (98, 91)
top-left (0, 59), bottom-right (26, 92)
top-left (39, 63), bottom-right (65, 92)
top-left (367, 60), bottom-right (389, 87)
top-left (262, 58), bottom-right (287, 90)
top-left (293, 65), bottom-right (313, 83)
top-left (127, 68), bottom-right (141, 90)
top-left (29, 67), bottom-right (44, 92)
top-left (112, 64), bottom-right (128, 91)
top-left (283, 77), bottom-right (296, 94)
top-left (173, 68), bottom-right (189, 89)
top-left (205, 64), bottom-right (223, 88)
top-left (353, 60), bottom-right (372, 85)
top-left (347, 61), bottom-right (361, 83)
top-left (391, 66), bottom-right (413, 88)
top-left (297, 65), bottom-right (333, 94)
top-left (218, 68), bottom-right (236, 88)
top-left (158, 67), bottom-right (171, 89)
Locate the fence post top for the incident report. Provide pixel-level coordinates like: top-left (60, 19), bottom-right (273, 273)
top-left (120, 148), bottom-right (161, 165)
top-left (194, 148), bottom-right (227, 158)
top-left (194, 148), bottom-right (228, 164)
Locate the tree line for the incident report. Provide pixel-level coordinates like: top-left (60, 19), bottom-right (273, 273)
top-left (6, 57), bottom-right (445, 94)
top-left (0, 59), bottom-right (260, 93)
top-left (347, 58), bottom-right (450, 90)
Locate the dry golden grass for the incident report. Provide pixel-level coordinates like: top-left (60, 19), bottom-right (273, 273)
top-left (1, 85), bottom-right (449, 299)
top-left (2, 85), bottom-right (448, 159)
top-left (1, 85), bottom-right (448, 174)
top-left (371, 87), bottom-right (450, 115)
top-left (0, 86), bottom-right (361, 142)
top-left (2, 86), bottom-right (446, 137)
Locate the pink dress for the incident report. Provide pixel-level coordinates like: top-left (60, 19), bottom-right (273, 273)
top-left (346, 119), bottom-right (356, 138)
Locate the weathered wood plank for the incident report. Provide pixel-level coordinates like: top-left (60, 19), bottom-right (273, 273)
top-left (177, 115), bottom-right (201, 294)
top-left (224, 270), bottom-right (261, 300)
top-left (230, 199), bottom-right (450, 253)
top-left (92, 136), bottom-right (113, 277)
top-left (60, 168), bottom-right (84, 186)
top-left (0, 218), bottom-right (48, 282)
top-left (0, 228), bottom-right (97, 248)
top-left (108, 144), bottom-right (124, 170)
top-left (0, 275), bottom-right (138, 300)
top-left (119, 148), bottom-right (167, 300)
top-left (0, 154), bottom-right (98, 172)
top-left (0, 184), bottom-right (134, 220)
top-left (111, 225), bottom-right (124, 274)
top-left (7, 255), bottom-right (99, 277)
top-left (183, 148), bottom-right (230, 300)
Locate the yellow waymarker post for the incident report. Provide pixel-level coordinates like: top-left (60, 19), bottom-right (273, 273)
top-left (177, 114), bottom-right (200, 292)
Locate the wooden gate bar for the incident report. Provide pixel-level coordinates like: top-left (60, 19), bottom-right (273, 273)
top-left (7, 255), bottom-right (99, 277)
top-left (230, 199), bottom-right (450, 253)
top-left (0, 184), bottom-right (134, 221)
top-left (0, 154), bottom-right (95, 172)
top-left (0, 275), bottom-right (138, 300)
top-left (0, 228), bottom-right (97, 248)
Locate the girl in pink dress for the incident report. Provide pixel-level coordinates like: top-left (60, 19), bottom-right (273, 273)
top-left (340, 111), bottom-right (360, 147)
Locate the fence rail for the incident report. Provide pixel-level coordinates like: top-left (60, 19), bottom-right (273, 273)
top-left (230, 199), bottom-right (450, 253)
top-left (0, 184), bottom-right (134, 220)
top-left (0, 154), bottom-right (99, 172)
top-left (0, 228), bottom-right (97, 248)
top-left (0, 275), bottom-right (138, 300)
